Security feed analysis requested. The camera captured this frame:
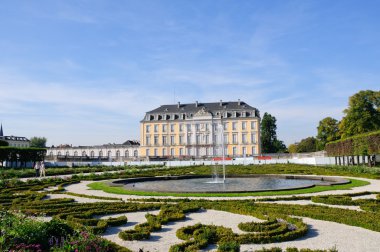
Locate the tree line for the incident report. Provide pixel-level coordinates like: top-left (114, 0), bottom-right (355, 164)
top-left (261, 90), bottom-right (380, 153)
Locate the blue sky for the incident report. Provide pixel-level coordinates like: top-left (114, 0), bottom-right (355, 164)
top-left (0, 0), bottom-right (379, 146)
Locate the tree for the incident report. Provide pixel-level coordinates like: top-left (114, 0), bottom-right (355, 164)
top-left (316, 117), bottom-right (340, 150)
top-left (339, 90), bottom-right (380, 138)
top-left (0, 140), bottom-right (9, 146)
top-left (30, 137), bottom-right (47, 148)
top-left (260, 112), bottom-right (286, 153)
top-left (288, 144), bottom-right (298, 153)
top-left (296, 137), bottom-right (317, 153)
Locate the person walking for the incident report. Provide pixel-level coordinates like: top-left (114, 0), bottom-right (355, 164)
top-left (40, 161), bottom-right (46, 177)
top-left (34, 161), bottom-right (40, 177)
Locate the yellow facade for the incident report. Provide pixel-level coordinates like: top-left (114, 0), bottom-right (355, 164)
top-left (140, 101), bottom-right (261, 159)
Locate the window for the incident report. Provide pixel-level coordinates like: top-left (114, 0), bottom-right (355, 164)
top-left (146, 136), bottom-right (151, 145)
top-left (134, 150), bottom-right (138, 157)
top-left (242, 147), bottom-right (246, 156)
top-left (98, 151), bottom-right (102, 157)
top-left (154, 124), bottom-right (158, 132)
top-left (162, 136), bottom-right (167, 145)
top-left (187, 124), bottom-right (191, 131)
top-left (242, 122), bottom-right (247, 130)
top-left (107, 151), bottom-right (111, 157)
top-left (179, 135), bottom-right (184, 144)
top-left (154, 136), bottom-right (159, 145)
top-left (195, 124), bottom-right (199, 131)
top-left (224, 147), bottom-right (228, 155)
top-left (162, 124), bottom-right (167, 132)
top-left (223, 122), bottom-right (228, 130)
top-left (170, 124), bottom-right (175, 132)
top-left (57, 151), bottom-right (61, 156)
top-left (163, 148), bottom-right (167, 156)
top-left (154, 149), bottom-right (158, 156)
top-left (252, 146), bottom-right (257, 155)
top-left (196, 135), bottom-right (200, 144)
top-left (205, 135), bottom-right (209, 144)
top-left (82, 151), bottom-right (86, 156)
top-left (49, 151), bottom-right (53, 157)
top-left (187, 134), bottom-right (192, 144)
top-left (125, 150), bottom-right (129, 157)
top-left (170, 135), bottom-right (175, 145)
top-left (232, 122), bottom-right (237, 130)
top-left (224, 134), bottom-right (228, 144)
top-left (116, 150), bottom-right (120, 158)
top-left (146, 125), bottom-right (150, 133)
top-left (187, 148), bottom-right (192, 155)
top-left (66, 151), bottom-right (69, 156)
top-left (90, 151), bottom-right (95, 157)
top-left (213, 123), bottom-right (218, 131)
top-left (170, 148), bottom-right (175, 156)
top-left (251, 133), bottom-right (256, 143)
top-left (146, 149), bottom-right (150, 156)
top-left (179, 148), bottom-right (183, 156)
top-left (233, 147), bottom-right (237, 156)
top-left (251, 121), bottom-right (256, 130)
top-left (74, 151), bottom-right (78, 157)
top-left (242, 133), bottom-right (247, 144)
top-left (179, 124), bottom-right (184, 132)
top-left (232, 134), bottom-right (238, 144)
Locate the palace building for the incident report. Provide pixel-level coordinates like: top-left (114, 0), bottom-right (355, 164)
top-left (140, 100), bottom-right (261, 159)
top-left (46, 100), bottom-right (261, 162)
top-left (0, 124), bottom-right (30, 148)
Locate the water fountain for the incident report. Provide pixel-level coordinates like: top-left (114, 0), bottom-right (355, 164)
top-left (209, 121), bottom-right (226, 184)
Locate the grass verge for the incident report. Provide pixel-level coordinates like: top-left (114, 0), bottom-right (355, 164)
top-left (87, 178), bottom-right (369, 197)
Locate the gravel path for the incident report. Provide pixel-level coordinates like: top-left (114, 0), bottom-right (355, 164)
top-left (98, 209), bottom-right (262, 252)
top-left (44, 176), bottom-right (380, 251)
top-left (93, 210), bottom-right (380, 252)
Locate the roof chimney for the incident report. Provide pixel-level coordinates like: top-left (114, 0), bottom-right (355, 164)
top-left (219, 100), bottom-right (222, 106)
top-left (177, 102), bottom-right (180, 108)
top-left (0, 123), bottom-right (3, 137)
top-left (238, 99), bottom-right (241, 106)
top-left (195, 101), bottom-right (198, 107)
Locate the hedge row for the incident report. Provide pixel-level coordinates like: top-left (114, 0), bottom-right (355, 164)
top-left (326, 130), bottom-right (380, 156)
top-left (0, 147), bottom-right (46, 166)
top-left (118, 204), bottom-right (198, 241)
top-left (171, 216), bottom-right (308, 252)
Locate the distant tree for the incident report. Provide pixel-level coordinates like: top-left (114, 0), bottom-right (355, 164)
top-left (296, 137), bottom-right (317, 153)
top-left (0, 140), bottom-right (9, 146)
top-left (30, 137), bottom-right (47, 148)
top-left (316, 117), bottom-right (340, 150)
top-left (288, 143), bottom-right (298, 153)
top-left (274, 140), bottom-right (287, 153)
top-left (339, 90), bottom-right (380, 138)
top-left (260, 113), bottom-right (286, 153)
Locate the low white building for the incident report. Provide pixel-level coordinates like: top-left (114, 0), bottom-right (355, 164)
top-left (46, 140), bottom-right (140, 163)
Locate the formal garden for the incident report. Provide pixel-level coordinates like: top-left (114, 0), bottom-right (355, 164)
top-left (1, 162), bottom-right (380, 252)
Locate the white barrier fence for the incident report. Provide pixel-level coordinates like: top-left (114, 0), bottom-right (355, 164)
top-left (47, 156), bottom-right (338, 167)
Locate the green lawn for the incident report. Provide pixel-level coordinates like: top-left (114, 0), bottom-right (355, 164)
top-left (87, 178), bottom-right (369, 197)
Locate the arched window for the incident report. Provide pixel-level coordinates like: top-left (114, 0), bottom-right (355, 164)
top-left (125, 150), bottom-right (129, 157)
top-left (116, 150), bottom-right (120, 158)
top-left (82, 151), bottom-right (86, 156)
top-left (74, 151), bottom-right (78, 157)
top-left (99, 151), bottom-right (103, 157)
top-left (107, 151), bottom-right (112, 157)
top-left (66, 151), bottom-right (69, 156)
top-left (57, 151), bottom-right (61, 156)
top-left (134, 150), bottom-right (138, 157)
top-left (90, 151), bottom-right (95, 157)
top-left (49, 151), bottom-right (53, 157)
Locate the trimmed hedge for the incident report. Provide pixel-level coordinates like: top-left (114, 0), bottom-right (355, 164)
top-left (326, 130), bottom-right (380, 156)
top-left (171, 216), bottom-right (308, 251)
